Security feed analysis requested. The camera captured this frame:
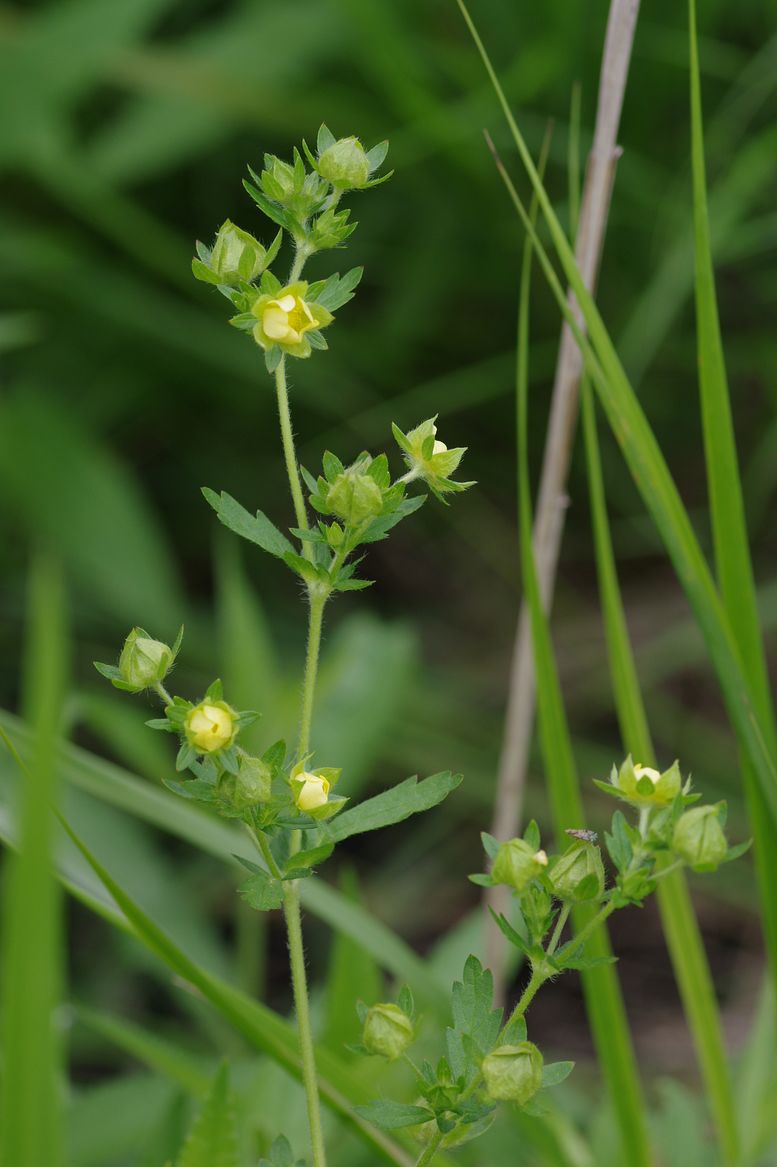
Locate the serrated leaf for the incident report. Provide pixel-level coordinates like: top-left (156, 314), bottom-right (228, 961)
top-left (360, 495), bottom-right (426, 544)
top-left (354, 1101), bottom-right (433, 1131)
top-left (325, 773), bottom-right (462, 844)
top-left (202, 489), bottom-right (294, 559)
top-left (446, 955), bottom-right (502, 1080)
top-left (311, 267), bottom-right (364, 312)
top-left (177, 1063), bottom-right (238, 1167)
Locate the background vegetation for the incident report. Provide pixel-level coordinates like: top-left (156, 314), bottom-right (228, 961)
top-left (1, 0), bottom-right (776, 1163)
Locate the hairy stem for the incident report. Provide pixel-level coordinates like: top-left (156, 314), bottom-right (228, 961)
top-left (298, 593), bottom-right (326, 762)
top-left (547, 903), bottom-right (571, 955)
top-left (274, 358), bottom-right (313, 557)
top-left (284, 880), bottom-right (327, 1167)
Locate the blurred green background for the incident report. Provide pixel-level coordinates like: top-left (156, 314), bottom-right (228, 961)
top-left (1, 0), bottom-right (777, 1162)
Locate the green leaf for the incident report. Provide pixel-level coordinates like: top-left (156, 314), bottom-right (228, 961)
top-left (310, 266), bottom-right (363, 311)
top-left (177, 1064), bottom-right (238, 1167)
top-left (355, 1101), bottom-right (433, 1131)
top-left (325, 772), bottom-right (462, 843)
top-left (1, 555), bottom-right (66, 1167)
top-left (446, 955), bottom-right (502, 1082)
top-left (53, 817), bottom-right (425, 1166)
top-left (238, 868), bottom-right (284, 911)
top-left (541, 1061), bottom-right (575, 1088)
top-left (360, 495), bottom-right (426, 545)
top-left (202, 488), bottom-right (294, 559)
top-left (284, 843), bottom-right (334, 876)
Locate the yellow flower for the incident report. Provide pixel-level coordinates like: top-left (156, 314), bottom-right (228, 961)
top-left (294, 771), bottom-right (330, 812)
top-left (251, 282), bottom-right (333, 359)
top-left (185, 701), bottom-right (237, 753)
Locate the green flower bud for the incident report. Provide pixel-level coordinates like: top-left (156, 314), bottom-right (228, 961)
top-left (211, 220), bottom-right (267, 282)
top-left (672, 805), bottom-right (728, 870)
top-left (482, 1042), bottom-right (543, 1105)
top-left (318, 136), bottom-right (371, 189)
top-left (492, 838), bottom-right (548, 894)
top-left (362, 1003), bottom-right (414, 1060)
top-left (236, 755), bottom-right (272, 807)
top-left (549, 842), bottom-right (605, 903)
top-left (185, 700), bottom-right (238, 753)
top-left (118, 628), bottom-right (175, 692)
top-left (325, 469), bottom-right (384, 526)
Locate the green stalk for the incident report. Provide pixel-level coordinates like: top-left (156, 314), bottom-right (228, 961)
top-left (298, 593), bottom-right (326, 762)
top-left (274, 357), bottom-right (313, 558)
top-left (284, 879), bottom-right (327, 1167)
top-left (581, 379), bottom-right (740, 1163)
top-left (687, 0), bottom-right (777, 993)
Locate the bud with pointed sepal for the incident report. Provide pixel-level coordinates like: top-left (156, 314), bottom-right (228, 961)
top-left (491, 838), bottom-right (548, 894)
top-left (595, 754), bottom-right (684, 809)
top-left (305, 125), bottom-right (392, 192)
top-left (549, 841), bottom-right (605, 903)
top-left (482, 1042), bottom-right (543, 1105)
top-left (192, 221), bottom-right (282, 287)
top-left (672, 804), bottom-right (729, 871)
top-left (94, 626), bottom-right (183, 693)
top-left (362, 1002), bottom-right (414, 1060)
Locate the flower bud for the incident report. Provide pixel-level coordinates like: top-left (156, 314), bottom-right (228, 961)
top-left (210, 220), bottom-right (267, 282)
top-left (252, 281), bottom-right (333, 359)
top-left (482, 1042), bottom-right (543, 1105)
top-left (118, 628), bottom-right (174, 692)
top-left (236, 755), bottom-right (273, 806)
top-left (672, 805), bottom-right (728, 870)
top-left (549, 842), bottom-right (605, 903)
top-left (606, 756), bottom-right (682, 808)
top-left (185, 700), bottom-right (237, 753)
top-left (325, 469), bottom-right (384, 526)
top-left (318, 136), bottom-right (371, 189)
top-left (492, 838), bottom-right (548, 894)
top-left (362, 1003), bottom-right (414, 1060)
top-left (293, 771), bottom-right (330, 812)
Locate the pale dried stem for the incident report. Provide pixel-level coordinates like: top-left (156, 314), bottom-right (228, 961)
top-left (486, 0), bottom-right (641, 1001)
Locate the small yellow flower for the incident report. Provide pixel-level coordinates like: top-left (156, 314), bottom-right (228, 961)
top-left (185, 701), bottom-right (237, 753)
top-left (251, 282), bottom-right (333, 359)
top-left (294, 771), bottom-right (330, 812)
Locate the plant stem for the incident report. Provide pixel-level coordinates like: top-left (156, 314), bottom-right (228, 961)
top-left (154, 681), bottom-right (172, 705)
top-left (414, 1135), bottom-right (444, 1167)
top-left (274, 358), bottom-right (313, 559)
top-left (547, 903), bottom-right (571, 955)
top-left (298, 593), bottom-right (326, 762)
top-left (283, 879), bottom-right (327, 1167)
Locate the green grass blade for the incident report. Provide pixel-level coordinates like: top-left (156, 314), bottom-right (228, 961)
top-left (0, 555), bottom-right (67, 1167)
top-left (582, 380), bottom-right (740, 1165)
top-left (454, 0), bottom-right (777, 832)
top-left (688, 0), bottom-right (777, 986)
top-left (58, 815), bottom-right (428, 1167)
top-left (515, 158), bottom-right (651, 1167)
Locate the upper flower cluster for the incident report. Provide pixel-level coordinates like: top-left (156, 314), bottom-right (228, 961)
top-left (191, 125), bottom-right (390, 373)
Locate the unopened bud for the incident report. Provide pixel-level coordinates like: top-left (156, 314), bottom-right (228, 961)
top-left (549, 842), bottom-right (605, 903)
top-left (318, 136), bottom-right (371, 189)
top-left (482, 1042), bottom-right (543, 1105)
top-left (326, 469), bottom-right (384, 526)
top-left (672, 805), bottom-right (728, 870)
top-left (119, 628), bottom-right (174, 692)
top-left (492, 838), bottom-right (548, 894)
top-left (363, 1003), bottom-right (413, 1060)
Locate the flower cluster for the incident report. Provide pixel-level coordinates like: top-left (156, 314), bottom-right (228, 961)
top-left (191, 125), bottom-right (390, 374)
